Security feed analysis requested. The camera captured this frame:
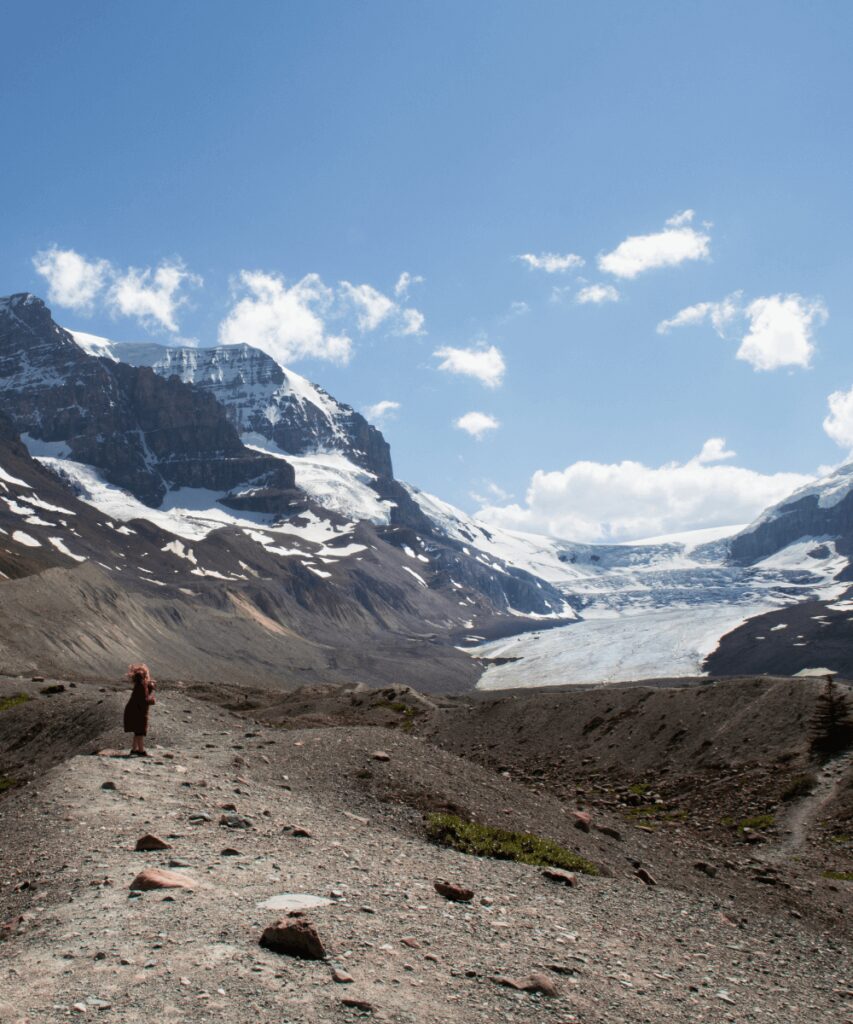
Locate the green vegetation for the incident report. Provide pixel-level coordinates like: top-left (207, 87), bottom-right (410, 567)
top-left (781, 773), bottom-right (817, 801)
top-left (830, 833), bottom-right (851, 844)
top-left (426, 813), bottom-right (599, 875)
top-left (0, 777), bottom-right (16, 793)
top-left (723, 813), bottom-right (776, 832)
top-left (628, 782), bottom-right (651, 797)
top-left (0, 692), bottom-right (29, 713)
top-left (823, 870), bottom-right (853, 882)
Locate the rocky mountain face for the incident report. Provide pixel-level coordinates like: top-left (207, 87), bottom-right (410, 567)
top-left (110, 341), bottom-right (394, 478)
top-left (0, 295), bottom-right (294, 508)
top-left (729, 467), bottom-right (853, 573)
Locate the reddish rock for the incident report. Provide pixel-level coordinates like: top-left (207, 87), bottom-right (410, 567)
top-left (572, 811), bottom-right (592, 832)
top-left (134, 834), bottom-right (172, 852)
top-left (491, 972), bottom-right (559, 996)
top-left (434, 880), bottom-right (474, 902)
top-left (331, 967), bottom-right (354, 983)
top-left (129, 868), bottom-right (198, 891)
top-left (400, 936), bottom-right (422, 949)
top-left (341, 997), bottom-right (373, 1011)
top-left (542, 867), bottom-right (578, 887)
top-left (259, 916), bottom-right (326, 959)
top-left (635, 868), bottom-right (656, 886)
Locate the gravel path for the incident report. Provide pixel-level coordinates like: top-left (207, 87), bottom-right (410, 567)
top-left (0, 686), bottom-right (851, 1023)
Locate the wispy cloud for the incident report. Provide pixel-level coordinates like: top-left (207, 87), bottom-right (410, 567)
top-left (517, 252), bottom-right (585, 273)
top-left (219, 271), bottom-right (352, 365)
top-left (363, 399), bottom-right (400, 423)
top-left (657, 291), bottom-right (825, 372)
top-left (107, 260), bottom-right (202, 332)
top-left (455, 411), bottom-right (500, 439)
top-left (32, 246), bottom-right (111, 312)
top-left (394, 271), bottom-right (424, 298)
top-left (599, 212), bottom-right (711, 279)
top-left (434, 344), bottom-right (506, 388)
top-left (576, 283), bottom-right (619, 305)
top-left (340, 280), bottom-right (425, 336)
top-left (824, 386), bottom-right (853, 451)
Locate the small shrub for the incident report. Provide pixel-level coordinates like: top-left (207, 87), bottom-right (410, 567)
top-left (781, 773), bottom-right (817, 801)
top-left (0, 777), bottom-right (16, 793)
top-left (628, 782), bottom-right (650, 797)
top-left (823, 869), bottom-right (853, 882)
top-left (737, 813), bottom-right (775, 832)
top-left (426, 813), bottom-right (599, 875)
top-left (0, 693), bottom-right (29, 713)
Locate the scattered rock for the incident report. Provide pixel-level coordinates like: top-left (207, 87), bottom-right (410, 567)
top-left (370, 750), bottom-right (391, 762)
top-left (343, 811), bottom-right (370, 825)
top-left (694, 861), bottom-right (717, 878)
top-left (100, 781), bottom-right (117, 791)
top-left (341, 996), bottom-right (373, 1011)
top-left (572, 811), bottom-right (592, 832)
top-left (283, 825), bottom-right (312, 838)
top-left (219, 813), bottom-right (251, 829)
top-left (188, 813), bottom-right (211, 824)
top-left (129, 868), bottom-right (198, 892)
top-left (220, 848), bottom-right (241, 857)
top-left (434, 880), bottom-right (474, 902)
top-left (259, 916), bottom-right (326, 959)
top-left (491, 972), bottom-right (559, 996)
top-left (595, 824), bottom-right (622, 841)
top-left (635, 868), bottom-right (656, 886)
top-left (401, 936), bottom-right (422, 949)
top-left (257, 893), bottom-right (332, 912)
top-left (332, 967), bottom-right (354, 983)
top-left (542, 867), bottom-right (578, 887)
top-left (134, 834), bottom-right (172, 852)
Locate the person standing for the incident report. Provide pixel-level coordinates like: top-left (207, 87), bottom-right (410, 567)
top-left (123, 663), bottom-right (156, 756)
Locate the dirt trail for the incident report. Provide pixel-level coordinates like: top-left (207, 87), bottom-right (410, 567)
top-left (766, 749), bottom-right (853, 863)
top-left (0, 683), bottom-right (851, 1023)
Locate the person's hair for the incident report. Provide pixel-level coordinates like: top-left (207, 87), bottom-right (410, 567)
top-left (127, 663), bottom-right (151, 686)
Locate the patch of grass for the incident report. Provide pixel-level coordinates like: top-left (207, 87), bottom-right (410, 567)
top-left (781, 773), bottom-right (817, 802)
top-left (736, 813), bottom-right (776, 832)
top-left (823, 870), bottom-right (853, 882)
top-left (0, 692), bottom-right (29, 713)
top-left (0, 777), bottom-right (16, 793)
top-left (628, 782), bottom-right (651, 797)
top-left (425, 813), bottom-right (599, 875)
top-left (830, 833), bottom-right (851, 844)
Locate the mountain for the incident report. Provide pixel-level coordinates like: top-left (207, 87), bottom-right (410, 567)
top-left (0, 294), bottom-right (571, 690)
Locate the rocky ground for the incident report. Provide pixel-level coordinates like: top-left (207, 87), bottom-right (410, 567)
top-left (0, 675), bottom-right (851, 1023)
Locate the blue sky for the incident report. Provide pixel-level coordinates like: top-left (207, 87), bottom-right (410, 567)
top-left (3, 1), bottom-right (853, 540)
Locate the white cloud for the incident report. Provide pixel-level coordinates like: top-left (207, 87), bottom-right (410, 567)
top-left (665, 209), bottom-right (695, 227)
top-left (455, 411), bottom-right (500, 439)
top-left (339, 281), bottom-right (425, 336)
top-left (107, 260), bottom-right (201, 332)
top-left (736, 294), bottom-right (826, 372)
top-left (434, 344), bottom-right (506, 388)
top-left (476, 440), bottom-right (811, 543)
top-left (339, 281), bottom-right (396, 332)
top-left (398, 307), bottom-right (425, 336)
top-left (517, 252), bottom-right (585, 273)
top-left (394, 271), bottom-right (424, 298)
top-left (823, 387), bottom-right (853, 450)
top-left (508, 300), bottom-right (530, 317)
top-left (599, 213), bottom-right (711, 279)
top-left (364, 400), bottom-right (400, 423)
top-left (219, 271), bottom-right (352, 365)
top-left (694, 437), bottom-right (736, 464)
top-left (470, 480), bottom-right (513, 504)
top-left (32, 247), bottom-right (111, 312)
top-left (658, 291), bottom-right (825, 372)
top-left (657, 292), bottom-right (741, 336)
top-left (576, 283), bottom-right (620, 305)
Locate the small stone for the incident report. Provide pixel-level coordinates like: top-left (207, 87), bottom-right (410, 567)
top-left (400, 937), bottom-right (421, 949)
top-left (93, 951), bottom-right (106, 960)
top-left (542, 868), bottom-right (578, 887)
top-left (434, 880), bottom-right (474, 902)
top-left (370, 750), bottom-right (391, 762)
top-left (129, 868), bottom-right (198, 892)
top-left (332, 967), bottom-right (354, 983)
top-left (100, 781), bottom-right (117, 791)
top-left (220, 848), bottom-right (241, 857)
top-left (491, 972), bottom-right (559, 996)
top-left (635, 868), bottom-right (656, 886)
top-left (694, 861), bottom-right (717, 878)
top-left (72, 1003), bottom-right (88, 1013)
top-left (341, 996), bottom-right (373, 1011)
top-left (595, 824), bottom-right (622, 841)
top-left (135, 834), bottom-right (172, 852)
top-left (572, 811), bottom-right (591, 832)
top-left (219, 813), bottom-right (251, 829)
top-left (283, 825), bottom-right (312, 838)
top-left (259, 917), bottom-right (326, 960)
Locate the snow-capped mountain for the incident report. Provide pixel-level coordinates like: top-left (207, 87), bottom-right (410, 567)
top-left (0, 294), bottom-right (570, 690)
